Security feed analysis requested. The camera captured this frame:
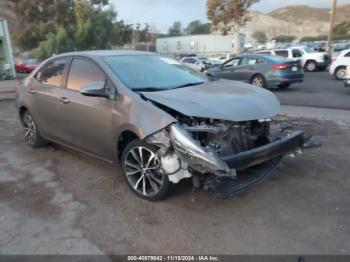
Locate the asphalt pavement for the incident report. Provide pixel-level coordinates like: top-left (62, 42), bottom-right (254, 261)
top-left (274, 71), bottom-right (350, 111)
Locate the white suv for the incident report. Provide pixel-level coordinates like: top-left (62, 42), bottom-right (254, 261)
top-left (329, 49), bottom-right (350, 80)
top-left (255, 46), bottom-right (331, 72)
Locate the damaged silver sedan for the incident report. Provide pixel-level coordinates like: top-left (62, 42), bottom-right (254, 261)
top-left (16, 50), bottom-right (320, 201)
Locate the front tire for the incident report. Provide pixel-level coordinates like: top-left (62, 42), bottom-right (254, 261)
top-left (121, 140), bottom-right (170, 201)
top-left (21, 110), bottom-right (46, 148)
top-left (251, 74), bottom-right (267, 88)
top-left (334, 66), bottom-right (346, 80)
top-left (305, 61), bottom-right (317, 72)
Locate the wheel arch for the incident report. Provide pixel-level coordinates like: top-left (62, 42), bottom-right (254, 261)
top-left (335, 65), bottom-right (346, 72)
top-left (117, 129), bottom-right (141, 160)
top-left (250, 73), bottom-right (265, 83)
top-left (334, 65), bottom-right (346, 79)
top-left (305, 59), bottom-right (317, 67)
top-left (18, 106), bottom-right (29, 123)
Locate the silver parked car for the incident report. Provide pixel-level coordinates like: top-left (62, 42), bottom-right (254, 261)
top-left (16, 50), bottom-right (320, 201)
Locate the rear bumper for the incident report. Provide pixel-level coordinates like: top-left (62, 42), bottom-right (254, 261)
top-left (222, 131), bottom-right (315, 169)
top-left (268, 78), bottom-right (304, 86)
top-left (281, 78), bottom-right (304, 84)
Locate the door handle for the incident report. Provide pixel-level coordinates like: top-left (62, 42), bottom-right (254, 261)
top-left (28, 88), bottom-right (37, 94)
top-left (59, 97), bottom-right (70, 104)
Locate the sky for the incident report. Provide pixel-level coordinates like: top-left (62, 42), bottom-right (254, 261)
top-left (109, 0), bottom-right (350, 33)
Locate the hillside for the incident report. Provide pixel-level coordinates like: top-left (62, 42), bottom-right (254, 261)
top-left (216, 4), bottom-right (350, 42)
top-left (269, 4), bottom-right (350, 24)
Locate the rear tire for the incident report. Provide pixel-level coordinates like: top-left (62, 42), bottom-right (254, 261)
top-left (21, 110), bottom-right (47, 148)
top-left (334, 66), bottom-right (346, 80)
top-left (251, 74), bottom-right (267, 88)
top-left (305, 61), bottom-right (317, 72)
top-left (121, 140), bottom-right (170, 201)
top-left (278, 83), bottom-right (291, 89)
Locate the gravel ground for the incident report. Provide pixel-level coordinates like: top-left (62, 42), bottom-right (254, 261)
top-left (0, 100), bottom-right (349, 255)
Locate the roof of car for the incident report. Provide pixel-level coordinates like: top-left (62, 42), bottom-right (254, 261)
top-left (53, 50), bottom-right (155, 58)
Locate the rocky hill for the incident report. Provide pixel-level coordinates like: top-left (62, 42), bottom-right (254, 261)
top-left (218, 4), bottom-right (350, 42)
top-left (269, 4), bottom-right (350, 24)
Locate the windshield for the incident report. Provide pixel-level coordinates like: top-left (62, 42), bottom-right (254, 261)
top-left (24, 59), bottom-right (37, 64)
top-left (303, 47), bottom-right (316, 53)
top-left (104, 55), bottom-right (208, 91)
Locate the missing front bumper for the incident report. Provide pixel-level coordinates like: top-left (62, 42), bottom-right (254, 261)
top-left (203, 132), bottom-right (321, 198)
top-left (222, 131), bottom-right (306, 169)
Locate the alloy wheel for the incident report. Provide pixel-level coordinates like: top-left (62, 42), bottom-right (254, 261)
top-left (252, 76), bottom-right (264, 88)
top-left (123, 146), bottom-right (164, 197)
top-left (306, 62), bottom-right (316, 72)
top-left (23, 112), bottom-right (37, 146)
top-left (336, 68), bottom-right (346, 79)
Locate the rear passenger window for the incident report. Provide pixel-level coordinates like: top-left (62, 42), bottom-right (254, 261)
top-left (35, 59), bottom-right (67, 87)
top-left (345, 52), bottom-right (350, 57)
top-left (292, 49), bottom-right (303, 58)
top-left (240, 57), bottom-right (258, 65)
top-left (66, 58), bottom-right (106, 91)
top-left (275, 50), bottom-right (289, 58)
top-left (183, 58), bottom-right (196, 63)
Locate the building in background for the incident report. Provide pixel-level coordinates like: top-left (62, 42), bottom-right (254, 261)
top-left (0, 19), bottom-right (15, 80)
top-left (135, 42), bottom-right (156, 52)
top-left (156, 34), bottom-right (246, 58)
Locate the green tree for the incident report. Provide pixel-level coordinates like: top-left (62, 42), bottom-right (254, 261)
top-left (186, 20), bottom-right (211, 35)
top-left (7, 0), bottom-right (75, 50)
top-left (252, 31), bottom-right (267, 43)
top-left (74, 0), bottom-right (116, 50)
top-left (114, 20), bottom-right (133, 46)
top-left (300, 35), bottom-right (328, 42)
top-left (134, 23), bottom-right (150, 42)
top-left (207, 0), bottom-right (260, 52)
top-left (33, 0), bottom-right (134, 60)
top-left (168, 21), bottom-right (183, 37)
top-left (35, 27), bottom-right (74, 60)
top-left (274, 35), bottom-right (296, 43)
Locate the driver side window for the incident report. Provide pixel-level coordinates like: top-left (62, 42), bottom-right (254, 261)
top-left (292, 49), bottom-right (303, 58)
top-left (224, 58), bottom-right (240, 68)
top-left (66, 58), bottom-right (106, 91)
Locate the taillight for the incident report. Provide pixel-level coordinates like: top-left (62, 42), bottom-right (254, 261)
top-left (272, 64), bottom-right (289, 70)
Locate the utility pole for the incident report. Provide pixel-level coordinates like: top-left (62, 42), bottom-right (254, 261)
top-left (327, 0), bottom-right (338, 53)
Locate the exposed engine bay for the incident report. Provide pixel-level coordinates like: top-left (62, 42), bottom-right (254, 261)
top-left (144, 107), bottom-right (313, 197)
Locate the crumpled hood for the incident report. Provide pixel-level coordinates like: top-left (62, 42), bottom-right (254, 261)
top-left (141, 79), bottom-right (281, 122)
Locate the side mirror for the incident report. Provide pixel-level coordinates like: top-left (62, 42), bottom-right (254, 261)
top-left (80, 81), bottom-right (108, 98)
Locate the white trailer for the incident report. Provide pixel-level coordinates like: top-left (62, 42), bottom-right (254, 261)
top-left (0, 18), bottom-right (15, 80)
top-left (156, 34), bottom-right (246, 58)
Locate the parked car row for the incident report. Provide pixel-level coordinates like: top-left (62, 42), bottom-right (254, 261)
top-left (179, 45), bottom-right (350, 89)
top-left (255, 46), bottom-right (331, 72)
